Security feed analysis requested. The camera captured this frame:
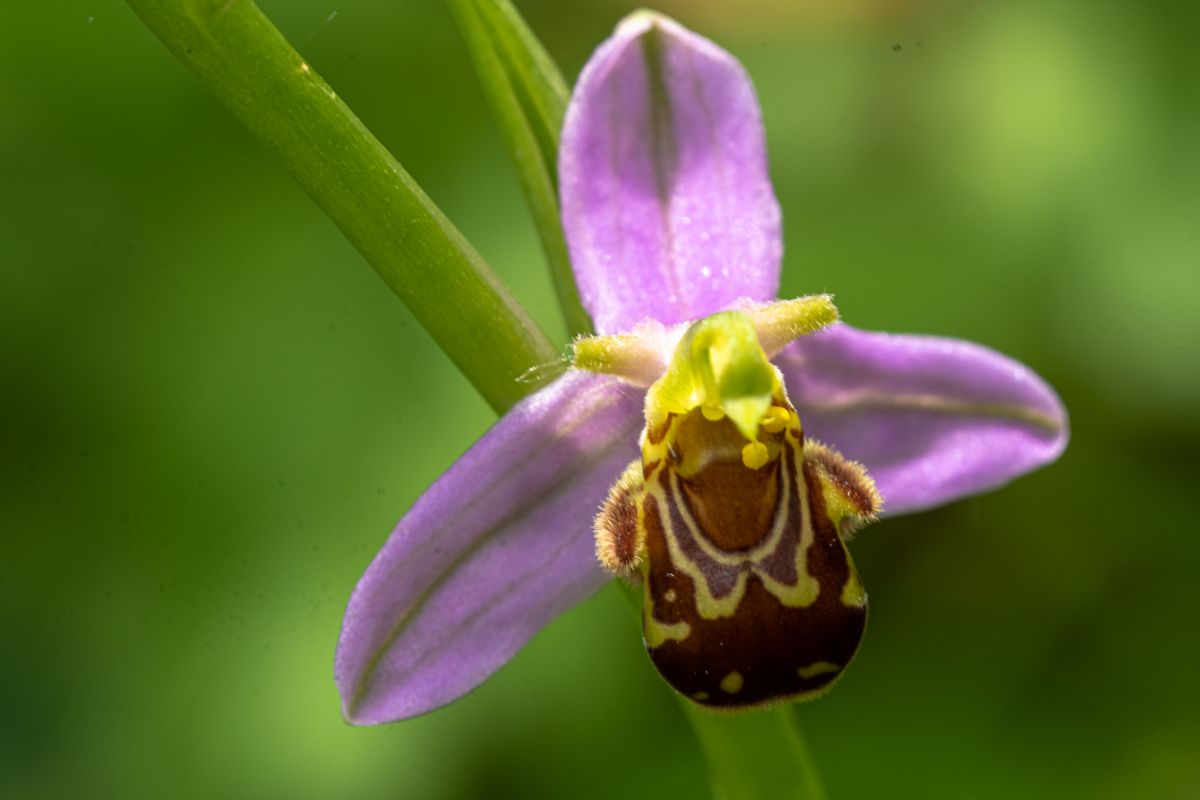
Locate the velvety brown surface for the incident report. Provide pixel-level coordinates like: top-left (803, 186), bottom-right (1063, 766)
top-left (642, 436), bottom-right (866, 707)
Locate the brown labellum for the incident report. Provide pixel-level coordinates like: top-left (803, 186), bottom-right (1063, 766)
top-left (596, 403), bottom-right (879, 709)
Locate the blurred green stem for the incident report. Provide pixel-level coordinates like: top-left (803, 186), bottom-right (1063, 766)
top-left (612, 583), bottom-right (829, 800)
top-left (124, 0), bottom-right (558, 413)
top-left (685, 702), bottom-right (829, 800)
top-left (448, 0), bottom-right (593, 336)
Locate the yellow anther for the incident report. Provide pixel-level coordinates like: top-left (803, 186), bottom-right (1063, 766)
top-left (701, 405), bottom-right (725, 422)
top-left (741, 441), bottom-right (769, 470)
top-left (761, 406), bottom-right (789, 434)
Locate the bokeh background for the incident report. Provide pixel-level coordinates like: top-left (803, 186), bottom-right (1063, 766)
top-left (3, 0), bottom-right (1198, 797)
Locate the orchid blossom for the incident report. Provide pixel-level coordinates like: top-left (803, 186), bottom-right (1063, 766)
top-left (335, 12), bottom-right (1067, 724)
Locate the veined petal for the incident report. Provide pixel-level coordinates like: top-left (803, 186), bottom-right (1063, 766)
top-left (779, 324), bottom-right (1068, 514)
top-left (336, 371), bottom-right (642, 724)
top-left (559, 11), bottom-right (782, 334)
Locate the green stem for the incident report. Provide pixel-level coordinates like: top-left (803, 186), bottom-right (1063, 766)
top-left (448, 0), bottom-right (593, 336)
top-left (685, 703), bottom-right (829, 800)
top-left (125, 0), bottom-right (559, 413)
top-left (612, 582), bottom-right (829, 799)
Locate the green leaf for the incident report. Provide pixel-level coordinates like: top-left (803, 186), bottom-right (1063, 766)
top-left (124, 0), bottom-right (559, 414)
top-left (448, 0), bottom-right (593, 337)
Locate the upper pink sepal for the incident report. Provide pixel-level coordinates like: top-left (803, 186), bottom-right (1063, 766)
top-left (559, 12), bottom-right (782, 334)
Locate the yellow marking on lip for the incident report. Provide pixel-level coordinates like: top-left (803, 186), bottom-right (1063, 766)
top-left (720, 671), bottom-right (744, 694)
top-left (756, 569), bottom-right (820, 608)
top-left (643, 557), bottom-right (690, 649)
top-left (662, 463), bottom-right (789, 567)
top-left (693, 691), bottom-right (710, 701)
top-left (797, 661), bottom-right (841, 680)
top-left (644, 615), bottom-right (690, 648)
top-left (841, 570), bottom-right (867, 608)
top-left (649, 437), bottom-right (824, 619)
top-left (647, 477), bottom-right (749, 619)
top-left (753, 448), bottom-right (821, 608)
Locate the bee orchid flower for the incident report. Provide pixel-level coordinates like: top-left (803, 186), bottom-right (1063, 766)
top-left (335, 11), bottom-right (1067, 724)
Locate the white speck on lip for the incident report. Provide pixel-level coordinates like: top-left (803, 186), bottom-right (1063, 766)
top-left (700, 265), bottom-right (711, 278)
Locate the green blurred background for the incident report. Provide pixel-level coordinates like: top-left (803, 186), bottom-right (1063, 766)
top-left (3, 0), bottom-right (1198, 797)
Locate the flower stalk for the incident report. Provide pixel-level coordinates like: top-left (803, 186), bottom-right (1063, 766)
top-left (686, 704), bottom-right (829, 800)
